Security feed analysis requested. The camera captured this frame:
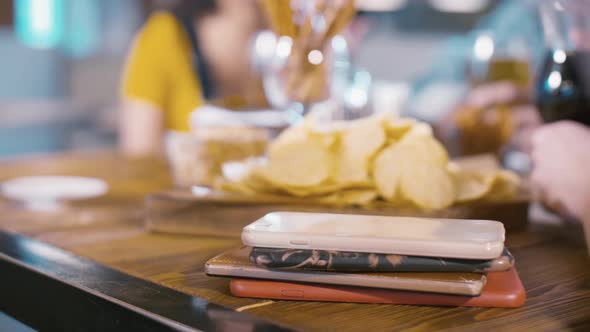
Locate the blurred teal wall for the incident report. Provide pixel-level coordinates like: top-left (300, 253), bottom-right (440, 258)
top-left (0, 30), bottom-right (65, 100)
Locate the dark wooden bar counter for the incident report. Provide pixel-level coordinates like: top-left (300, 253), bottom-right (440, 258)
top-left (0, 152), bottom-right (589, 331)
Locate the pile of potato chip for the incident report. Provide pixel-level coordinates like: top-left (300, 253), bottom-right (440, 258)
top-left (217, 114), bottom-right (520, 210)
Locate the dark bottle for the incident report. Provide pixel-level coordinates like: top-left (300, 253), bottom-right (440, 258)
top-left (535, 49), bottom-right (590, 125)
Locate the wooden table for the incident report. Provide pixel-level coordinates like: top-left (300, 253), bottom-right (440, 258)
top-left (0, 152), bottom-right (588, 331)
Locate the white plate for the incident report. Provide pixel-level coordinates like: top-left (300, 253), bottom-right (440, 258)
top-left (1, 176), bottom-right (108, 203)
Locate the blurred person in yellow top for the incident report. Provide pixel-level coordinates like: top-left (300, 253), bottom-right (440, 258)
top-left (120, 0), bottom-right (265, 156)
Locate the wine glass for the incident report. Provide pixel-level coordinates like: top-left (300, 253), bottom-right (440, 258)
top-left (253, 0), bottom-right (358, 122)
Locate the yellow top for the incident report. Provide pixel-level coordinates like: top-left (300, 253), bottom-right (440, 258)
top-left (121, 11), bottom-right (203, 132)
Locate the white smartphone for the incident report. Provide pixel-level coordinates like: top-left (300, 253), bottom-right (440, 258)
top-left (242, 212), bottom-right (505, 259)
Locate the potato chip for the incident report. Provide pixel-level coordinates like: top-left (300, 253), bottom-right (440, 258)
top-left (373, 143), bottom-right (405, 201)
top-left (264, 137), bottom-right (334, 187)
top-left (400, 163), bottom-right (455, 209)
top-left (268, 110), bottom-right (342, 152)
top-left (216, 166), bottom-right (279, 196)
top-left (268, 124), bottom-right (309, 155)
top-left (451, 170), bottom-right (493, 203)
top-left (242, 168), bottom-right (281, 193)
top-left (308, 127), bottom-right (342, 151)
top-left (336, 116), bottom-right (387, 184)
top-left (396, 135), bottom-right (449, 167)
top-left (486, 170), bottom-right (520, 201)
top-left (446, 161), bottom-right (461, 174)
top-left (383, 118), bottom-right (416, 141)
top-left (448, 165), bottom-right (520, 203)
top-left (275, 182), bottom-right (343, 197)
top-left (276, 180), bottom-right (373, 197)
top-left (316, 189), bottom-right (378, 206)
top-left (374, 136), bottom-right (443, 200)
top-left (401, 122), bottom-right (434, 140)
top-left (216, 179), bottom-right (257, 196)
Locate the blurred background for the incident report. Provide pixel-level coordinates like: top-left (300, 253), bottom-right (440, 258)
top-left (0, 0), bottom-right (508, 157)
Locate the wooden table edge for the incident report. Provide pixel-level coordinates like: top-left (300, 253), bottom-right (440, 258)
top-left (0, 230), bottom-right (293, 332)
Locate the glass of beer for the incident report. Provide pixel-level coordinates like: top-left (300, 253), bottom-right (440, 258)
top-left (458, 31), bottom-right (532, 157)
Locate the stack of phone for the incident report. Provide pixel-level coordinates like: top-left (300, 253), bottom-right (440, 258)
top-left (205, 212), bottom-right (526, 307)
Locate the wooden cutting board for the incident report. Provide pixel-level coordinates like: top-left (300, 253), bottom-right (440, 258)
top-left (145, 187), bottom-right (529, 238)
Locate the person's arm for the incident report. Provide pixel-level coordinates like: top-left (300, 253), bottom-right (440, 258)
top-left (119, 12), bottom-right (173, 156)
top-left (119, 99), bottom-right (164, 156)
top-left (530, 121), bottom-right (590, 254)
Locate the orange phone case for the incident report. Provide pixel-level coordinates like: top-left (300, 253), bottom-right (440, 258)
top-left (230, 268), bottom-right (526, 308)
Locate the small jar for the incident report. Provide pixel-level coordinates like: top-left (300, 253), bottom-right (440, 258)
top-left (165, 106), bottom-right (290, 187)
top-left (165, 109), bottom-right (275, 187)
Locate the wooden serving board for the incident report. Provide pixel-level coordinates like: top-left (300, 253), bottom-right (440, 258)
top-left (145, 188), bottom-right (530, 238)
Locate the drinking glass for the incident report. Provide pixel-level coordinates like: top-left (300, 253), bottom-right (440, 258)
top-left (458, 31), bottom-right (532, 157)
top-left (536, 0), bottom-right (590, 125)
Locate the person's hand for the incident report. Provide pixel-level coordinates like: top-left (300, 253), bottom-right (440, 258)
top-left (462, 81), bottom-right (530, 109)
top-left (435, 81), bottom-right (540, 155)
top-left (530, 121), bottom-right (590, 222)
